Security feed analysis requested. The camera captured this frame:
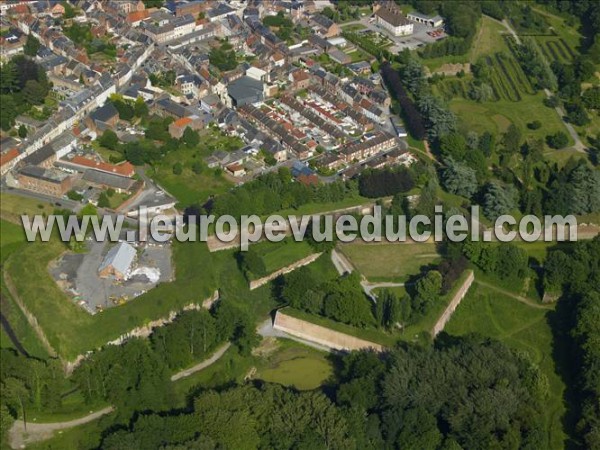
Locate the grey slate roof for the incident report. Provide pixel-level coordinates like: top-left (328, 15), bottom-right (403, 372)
top-left (99, 242), bottom-right (136, 276)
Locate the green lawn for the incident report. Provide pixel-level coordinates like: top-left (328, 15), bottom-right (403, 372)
top-left (420, 16), bottom-right (506, 71)
top-left (531, 6), bottom-right (583, 53)
top-left (274, 195), bottom-right (370, 218)
top-left (3, 232), bottom-right (278, 360)
top-left (253, 239), bottom-right (315, 274)
top-left (341, 23), bottom-right (366, 32)
top-left (150, 129), bottom-right (243, 207)
top-left (107, 192), bottom-right (130, 210)
top-left (449, 94), bottom-right (573, 147)
top-left (256, 339), bottom-right (332, 390)
top-left (346, 46), bottom-right (372, 63)
top-left (338, 242), bottom-right (440, 282)
top-left (1, 193), bottom-right (54, 224)
top-left (445, 283), bottom-right (566, 450)
top-left (151, 154), bottom-right (233, 207)
top-left (0, 220), bottom-right (49, 358)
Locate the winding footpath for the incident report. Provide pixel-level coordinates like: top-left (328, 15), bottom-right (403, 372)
top-left (170, 342), bottom-right (232, 381)
top-left (9, 407), bottom-right (114, 449)
top-left (474, 279), bottom-right (553, 310)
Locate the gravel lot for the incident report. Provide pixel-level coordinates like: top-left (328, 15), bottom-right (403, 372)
top-left (49, 238), bottom-right (173, 314)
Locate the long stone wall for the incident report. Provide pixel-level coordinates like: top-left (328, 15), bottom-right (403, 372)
top-left (64, 290), bottom-right (219, 374)
top-left (273, 310), bottom-right (383, 352)
top-left (205, 201), bottom-right (384, 252)
top-left (431, 270), bottom-right (474, 337)
top-left (249, 253), bottom-right (322, 290)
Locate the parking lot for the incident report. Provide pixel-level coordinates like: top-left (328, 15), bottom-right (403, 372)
top-left (347, 17), bottom-right (446, 52)
top-left (49, 238), bottom-right (173, 314)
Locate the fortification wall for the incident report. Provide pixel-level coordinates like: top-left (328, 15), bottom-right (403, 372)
top-left (249, 253), bottom-right (322, 290)
top-left (274, 311), bottom-right (383, 352)
top-left (431, 270), bottom-right (474, 337)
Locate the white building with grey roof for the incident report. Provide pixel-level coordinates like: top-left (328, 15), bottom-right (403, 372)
top-left (99, 242), bottom-right (137, 280)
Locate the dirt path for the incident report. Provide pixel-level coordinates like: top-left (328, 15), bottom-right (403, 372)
top-left (474, 279), bottom-right (553, 310)
top-left (170, 342), bottom-right (231, 381)
top-left (361, 281), bottom-right (405, 299)
top-left (9, 407), bottom-right (114, 449)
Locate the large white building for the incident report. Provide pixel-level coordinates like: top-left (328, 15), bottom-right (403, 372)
top-left (374, 3), bottom-right (413, 37)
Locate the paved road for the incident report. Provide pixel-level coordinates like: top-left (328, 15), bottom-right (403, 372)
top-left (170, 342), bottom-right (232, 381)
top-left (495, 17), bottom-right (586, 153)
top-left (9, 407), bottom-right (114, 449)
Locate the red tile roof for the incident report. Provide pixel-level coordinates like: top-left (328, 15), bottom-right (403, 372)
top-left (0, 149), bottom-right (20, 167)
top-left (70, 156), bottom-right (135, 177)
top-left (173, 117), bottom-right (193, 128)
top-left (127, 10), bottom-right (149, 23)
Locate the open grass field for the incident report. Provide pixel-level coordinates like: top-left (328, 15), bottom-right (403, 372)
top-left (3, 232), bottom-right (278, 360)
top-left (449, 94), bottom-right (573, 146)
top-left (531, 6), bottom-right (584, 53)
top-left (0, 193), bottom-right (54, 224)
top-left (256, 339), bottom-right (332, 390)
top-left (106, 192), bottom-right (130, 210)
top-left (420, 16), bottom-right (506, 71)
top-left (1, 220), bottom-right (49, 358)
top-left (338, 242), bottom-right (440, 282)
top-left (445, 283), bottom-right (566, 450)
top-left (253, 239), bottom-right (315, 274)
top-left (534, 35), bottom-right (576, 64)
top-left (150, 153), bottom-right (233, 208)
top-left (150, 129), bottom-right (243, 207)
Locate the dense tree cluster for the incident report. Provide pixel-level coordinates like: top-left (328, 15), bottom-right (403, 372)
top-left (482, 181), bottom-right (518, 220)
top-left (107, 94), bottom-right (149, 122)
top-left (511, 37), bottom-right (558, 91)
top-left (281, 269), bottom-right (374, 327)
top-left (460, 240), bottom-right (529, 281)
top-left (441, 158), bottom-right (478, 199)
top-left (101, 383), bottom-right (354, 450)
top-left (381, 62), bottom-right (426, 140)
top-left (542, 158), bottom-right (600, 215)
top-left (95, 335), bottom-right (549, 449)
top-left (209, 41), bottom-right (237, 72)
top-left (1, 350), bottom-right (65, 439)
top-left (72, 302), bottom-right (257, 412)
top-left (416, 1), bottom-right (482, 58)
top-left (358, 167), bottom-right (415, 198)
top-left (542, 237), bottom-right (600, 448)
top-left (337, 337), bottom-right (548, 449)
top-left (210, 168), bottom-right (356, 217)
top-left (0, 55), bottom-right (50, 130)
top-left (383, 59), bottom-right (457, 142)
